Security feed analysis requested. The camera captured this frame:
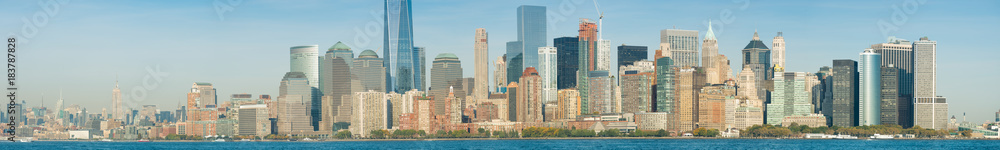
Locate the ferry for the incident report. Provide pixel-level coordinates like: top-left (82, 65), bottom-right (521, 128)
top-left (137, 139), bottom-right (151, 142)
top-left (213, 139), bottom-right (227, 142)
top-left (869, 134), bottom-right (894, 139)
top-left (240, 139), bottom-right (251, 142)
top-left (100, 139), bottom-right (114, 142)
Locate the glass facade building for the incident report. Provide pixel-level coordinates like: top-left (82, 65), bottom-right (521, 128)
top-left (859, 49), bottom-right (881, 126)
top-left (555, 37), bottom-right (579, 89)
top-left (617, 45), bottom-right (648, 76)
top-left (384, 0), bottom-right (415, 93)
top-left (832, 59), bottom-right (858, 127)
top-left (516, 5), bottom-right (546, 69)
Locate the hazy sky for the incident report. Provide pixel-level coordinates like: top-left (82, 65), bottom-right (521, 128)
top-left (2, 0), bottom-right (998, 122)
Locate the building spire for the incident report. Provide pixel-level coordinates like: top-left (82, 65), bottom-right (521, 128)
top-left (752, 30), bottom-right (760, 41)
top-left (705, 20), bottom-right (716, 40)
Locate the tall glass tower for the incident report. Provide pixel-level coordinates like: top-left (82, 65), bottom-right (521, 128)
top-left (385, 0), bottom-right (415, 93)
top-left (517, 5), bottom-right (546, 69)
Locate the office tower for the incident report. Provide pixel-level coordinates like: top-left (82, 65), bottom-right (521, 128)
top-left (772, 32), bottom-right (785, 68)
top-left (655, 57), bottom-right (675, 113)
top-left (859, 49), bottom-right (882, 126)
top-left (539, 47), bottom-right (557, 103)
top-left (698, 83), bottom-right (736, 130)
top-left (577, 19), bottom-right (598, 113)
top-left (188, 82), bottom-right (217, 108)
top-left (516, 5), bottom-right (547, 69)
top-left (238, 104), bottom-right (270, 136)
top-left (676, 67), bottom-right (706, 131)
top-left (325, 42), bottom-right (354, 70)
top-left (321, 42), bottom-right (355, 95)
top-left (555, 37), bottom-right (580, 89)
top-left (415, 46), bottom-right (426, 91)
top-left (832, 59), bottom-right (858, 127)
top-left (766, 72), bottom-right (816, 125)
top-left (494, 55), bottom-right (507, 93)
top-left (702, 22), bottom-right (722, 84)
top-left (112, 78), bottom-right (123, 120)
top-left (506, 82), bottom-right (518, 121)
top-left (715, 55), bottom-right (733, 83)
top-left (620, 61), bottom-right (655, 113)
top-left (880, 66), bottom-right (899, 125)
top-left (618, 44), bottom-right (648, 75)
top-left (557, 89), bottom-right (580, 120)
top-left (430, 53), bottom-right (463, 114)
top-left (741, 31), bottom-right (772, 103)
top-left (355, 50), bottom-right (387, 92)
top-left (588, 71), bottom-right (613, 114)
top-left (516, 67), bottom-right (543, 123)
top-left (474, 28), bottom-right (489, 102)
top-left (736, 66), bottom-right (759, 105)
top-left (870, 37), bottom-right (914, 127)
top-left (507, 41), bottom-right (524, 84)
top-left (913, 37), bottom-right (946, 130)
top-left (814, 67), bottom-right (832, 114)
top-left (384, 0), bottom-right (415, 93)
top-left (290, 45), bottom-right (321, 89)
top-left (277, 72), bottom-right (314, 134)
top-left (350, 90), bottom-right (388, 138)
top-left (660, 29), bottom-right (699, 68)
top-left (733, 99), bottom-right (764, 130)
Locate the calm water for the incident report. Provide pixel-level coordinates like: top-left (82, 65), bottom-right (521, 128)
top-left (1, 139), bottom-right (996, 149)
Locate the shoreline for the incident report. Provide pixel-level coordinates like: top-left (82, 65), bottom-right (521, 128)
top-left (26, 137), bottom-right (998, 142)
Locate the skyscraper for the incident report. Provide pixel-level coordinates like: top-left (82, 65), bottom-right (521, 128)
top-left (880, 66), bottom-right (899, 125)
top-left (385, 0), bottom-right (415, 93)
top-left (595, 40), bottom-right (611, 71)
top-left (859, 49), bottom-right (882, 126)
top-left (507, 41), bottom-right (524, 83)
top-left (676, 67), bottom-right (706, 131)
top-left (112, 78), bottom-right (122, 120)
top-left (290, 45), bottom-right (321, 89)
top-left (698, 83), bottom-right (736, 130)
top-left (870, 37), bottom-right (914, 127)
top-left (772, 32), bottom-right (786, 68)
top-left (188, 82), bottom-right (217, 108)
top-left (277, 72), bottom-right (314, 134)
top-left (430, 53), bottom-right (463, 115)
top-left (766, 72), bottom-right (815, 125)
top-left (516, 5), bottom-right (546, 69)
top-left (618, 45), bottom-right (648, 75)
top-left (620, 60), bottom-right (655, 113)
top-left (414, 46), bottom-right (426, 91)
top-left (913, 37), bottom-right (946, 130)
top-left (320, 45), bottom-right (353, 131)
top-left (655, 57), bottom-right (675, 114)
top-left (494, 55), bottom-right (507, 93)
top-left (474, 28), bottom-right (489, 102)
top-left (555, 37), bottom-right (580, 89)
top-left (355, 50), bottom-right (387, 92)
top-left (741, 32), bottom-right (772, 104)
top-left (832, 59), bottom-right (858, 127)
top-left (350, 90), bottom-right (388, 138)
top-left (577, 19), bottom-right (598, 113)
top-left (539, 47), bottom-right (557, 103)
top-left (702, 22), bottom-right (723, 84)
top-left (588, 71), bottom-right (613, 114)
top-left (660, 29), bottom-right (699, 68)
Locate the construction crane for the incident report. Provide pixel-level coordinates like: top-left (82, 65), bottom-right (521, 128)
top-left (593, 0), bottom-right (603, 40)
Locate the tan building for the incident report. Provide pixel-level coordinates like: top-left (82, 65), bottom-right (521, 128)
top-left (556, 89), bottom-right (580, 120)
top-left (733, 101), bottom-right (764, 130)
top-left (349, 90), bottom-right (388, 138)
top-left (238, 104), bottom-right (270, 136)
top-left (675, 67), bottom-right (706, 131)
top-left (635, 112), bottom-right (670, 131)
top-left (517, 67), bottom-right (544, 123)
top-left (479, 94), bottom-right (509, 121)
top-left (698, 84), bottom-right (736, 130)
top-left (619, 61), bottom-right (655, 114)
top-left (400, 96), bottom-right (437, 133)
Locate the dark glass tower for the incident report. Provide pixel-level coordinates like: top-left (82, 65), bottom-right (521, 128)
top-left (506, 41), bottom-right (523, 84)
top-left (832, 59), bottom-right (858, 127)
top-left (741, 32), bottom-right (772, 104)
top-left (617, 45), bottom-right (648, 76)
top-left (554, 37), bottom-right (579, 89)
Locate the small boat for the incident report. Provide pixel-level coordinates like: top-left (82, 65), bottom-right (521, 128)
top-left (137, 139), bottom-right (151, 142)
top-left (213, 139), bottom-right (226, 142)
top-left (16, 137), bottom-right (32, 142)
top-left (869, 134), bottom-right (894, 139)
top-left (832, 134), bottom-right (858, 139)
top-left (100, 139), bottom-right (114, 142)
top-left (240, 139), bottom-right (251, 142)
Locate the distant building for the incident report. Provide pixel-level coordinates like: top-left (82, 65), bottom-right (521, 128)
top-left (635, 112), bottom-right (671, 131)
top-left (870, 37), bottom-right (914, 127)
top-left (188, 82), bottom-right (217, 109)
top-left (539, 47), bottom-right (557, 104)
top-left (430, 53), bottom-right (464, 114)
top-left (772, 32), bottom-right (786, 68)
top-left (238, 104), bottom-right (270, 136)
top-left (676, 67), bottom-right (706, 131)
top-left (276, 72), bottom-right (314, 135)
top-left (350, 91), bottom-right (388, 138)
top-left (734, 101), bottom-right (764, 130)
top-left (654, 56), bottom-right (676, 130)
top-left (516, 67), bottom-right (544, 123)
top-left (781, 114), bottom-right (827, 128)
top-left (913, 37), bottom-right (947, 130)
top-left (660, 29), bottom-right (699, 68)
top-left (698, 83), bottom-right (736, 130)
top-left (740, 32), bottom-right (772, 104)
top-left (384, 0), bottom-right (416, 93)
top-left (766, 72), bottom-right (816, 125)
top-left (576, 19), bottom-right (598, 114)
top-left (588, 71), bottom-right (614, 114)
top-left (620, 61), bottom-right (655, 113)
top-left (859, 49), bottom-right (882, 126)
top-left (354, 50), bottom-right (386, 92)
top-left (617, 45), bottom-right (648, 76)
top-left (474, 28), bottom-right (490, 104)
top-left (880, 66), bottom-right (900, 125)
top-left (494, 55), bottom-right (507, 93)
top-left (556, 89), bottom-right (580, 120)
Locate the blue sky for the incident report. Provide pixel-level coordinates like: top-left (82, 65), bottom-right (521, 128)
top-left (2, 0), bottom-right (998, 122)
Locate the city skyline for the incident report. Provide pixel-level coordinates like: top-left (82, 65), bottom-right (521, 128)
top-left (3, 0), bottom-right (999, 123)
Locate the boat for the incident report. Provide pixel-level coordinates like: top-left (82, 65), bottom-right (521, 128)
top-left (832, 134), bottom-right (858, 139)
top-left (213, 139), bottom-right (226, 142)
top-left (137, 139), bottom-right (151, 142)
top-left (16, 137), bottom-right (32, 142)
top-left (100, 139), bottom-right (114, 142)
top-left (869, 134), bottom-right (894, 139)
top-left (240, 139), bottom-right (251, 142)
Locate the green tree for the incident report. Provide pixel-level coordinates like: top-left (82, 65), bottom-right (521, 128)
top-left (598, 129), bottom-right (621, 137)
top-left (335, 131), bottom-right (352, 139)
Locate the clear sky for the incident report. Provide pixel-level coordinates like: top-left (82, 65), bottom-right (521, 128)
top-left (2, 0), bottom-right (998, 123)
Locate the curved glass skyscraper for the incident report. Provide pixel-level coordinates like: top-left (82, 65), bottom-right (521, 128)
top-left (859, 48), bottom-right (881, 126)
top-left (290, 45), bottom-right (320, 89)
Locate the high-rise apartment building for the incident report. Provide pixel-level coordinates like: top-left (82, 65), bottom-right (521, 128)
top-left (859, 49), bottom-right (882, 126)
top-left (517, 67), bottom-right (544, 122)
top-left (577, 19), bottom-right (598, 114)
top-left (350, 90), bottom-right (388, 138)
top-left (620, 61), bottom-right (655, 113)
top-left (588, 71), bottom-right (613, 114)
top-left (188, 82), bottom-right (217, 109)
top-left (556, 89), bottom-right (580, 120)
top-left (474, 28), bottom-right (489, 102)
top-left (595, 39), bottom-right (611, 71)
top-left (539, 47), bottom-right (557, 103)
